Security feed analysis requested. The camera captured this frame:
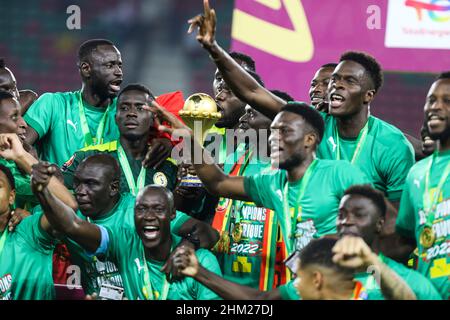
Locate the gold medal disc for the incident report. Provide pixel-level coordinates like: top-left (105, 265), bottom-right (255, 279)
top-left (419, 227), bottom-right (436, 249)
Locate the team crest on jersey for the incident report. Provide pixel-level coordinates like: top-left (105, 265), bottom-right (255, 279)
top-left (216, 198), bottom-right (231, 213)
top-left (153, 172), bottom-right (168, 187)
top-left (61, 154), bottom-right (76, 172)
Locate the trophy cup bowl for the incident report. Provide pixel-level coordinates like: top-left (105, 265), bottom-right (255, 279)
top-left (178, 93), bottom-right (221, 187)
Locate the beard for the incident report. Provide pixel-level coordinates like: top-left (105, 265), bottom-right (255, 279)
top-left (279, 152), bottom-right (303, 170)
top-left (429, 122), bottom-right (450, 142)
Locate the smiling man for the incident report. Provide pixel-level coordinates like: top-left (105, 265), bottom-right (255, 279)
top-left (396, 72), bottom-right (450, 300)
top-left (309, 63), bottom-right (337, 112)
top-left (61, 84), bottom-right (178, 195)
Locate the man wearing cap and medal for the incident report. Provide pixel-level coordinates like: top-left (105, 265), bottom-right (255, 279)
top-left (397, 72), bottom-right (450, 300)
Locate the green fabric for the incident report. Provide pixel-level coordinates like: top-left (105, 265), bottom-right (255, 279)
top-left (0, 213), bottom-right (57, 300)
top-left (0, 158), bottom-right (36, 209)
top-left (317, 114), bottom-right (415, 202)
top-left (279, 279), bottom-right (300, 300)
top-left (61, 140), bottom-right (178, 193)
top-left (354, 254), bottom-right (443, 300)
top-left (217, 150), bottom-right (281, 290)
top-left (23, 91), bottom-right (120, 167)
top-left (244, 159), bottom-right (370, 253)
top-left (396, 149), bottom-right (450, 299)
top-left (102, 229), bottom-right (222, 300)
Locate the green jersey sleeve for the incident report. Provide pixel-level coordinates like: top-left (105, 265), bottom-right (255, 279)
top-left (0, 159), bottom-right (33, 204)
top-left (194, 249), bottom-right (223, 300)
top-left (171, 210), bottom-right (192, 235)
top-left (15, 213), bottom-right (57, 254)
top-left (396, 172), bottom-right (416, 239)
top-left (379, 140), bottom-right (414, 202)
top-left (243, 171), bottom-right (279, 210)
top-left (279, 279), bottom-right (300, 300)
top-left (23, 92), bottom-right (59, 138)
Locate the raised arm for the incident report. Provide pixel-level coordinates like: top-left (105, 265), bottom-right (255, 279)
top-left (145, 101), bottom-right (251, 202)
top-left (333, 236), bottom-right (417, 300)
top-left (31, 162), bottom-right (102, 253)
top-left (187, 0), bottom-right (285, 119)
top-left (0, 133), bottom-right (78, 210)
top-left (172, 246), bottom-right (282, 300)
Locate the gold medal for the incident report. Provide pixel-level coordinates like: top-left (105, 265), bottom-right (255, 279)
top-left (419, 227), bottom-right (436, 249)
top-left (232, 223), bottom-right (243, 243)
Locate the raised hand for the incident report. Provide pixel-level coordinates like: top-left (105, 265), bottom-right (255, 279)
top-left (142, 138), bottom-right (174, 169)
top-left (0, 133), bottom-right (26, 161)
top-left (143, 101), bottom-right (191, 136)
top-left (187, 0), bottom-right (217, 49)
top-left (332, 236), bottom-right (378, 269)
top-left (31, 161), bottom-right (57, 193)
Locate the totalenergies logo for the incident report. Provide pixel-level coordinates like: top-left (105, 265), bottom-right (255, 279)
top-left (405, 0), bottom-right (450, 22)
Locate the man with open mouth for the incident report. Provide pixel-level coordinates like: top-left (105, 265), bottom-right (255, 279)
top-left (21, 39), bottom-right (172, 169)
top-left (31, 163), bottom-right (222, 300)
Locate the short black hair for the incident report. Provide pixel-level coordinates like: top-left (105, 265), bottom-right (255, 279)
top-left (344, 184), bottom-right (386, 218)
top-left (299, 237), bottom-right (355, 277)
top-left (340, 51), bottom-right (383, 93)
top-left (436, 71), bottom-right (450, 81)
top-left (229, 51), bottom-right (256, 72)
top-left (321, 63), bottom-right (338, 69)
top-left (270, 90), bottom-right (294, 102)
top-left (280, 102), bottom-right (325, 142)
top-left (78, 39), bottom-right (115, 62)
top-left (0, 164), bottom-right (15, 190)
top-left (117, 84), bottom-right (156, 102)
top-left (0, 58), bottom-right (5, 69)
top-left (247, 70), bottom-right (265, 87)
top-left (138, 185), bottom-right (175, 213)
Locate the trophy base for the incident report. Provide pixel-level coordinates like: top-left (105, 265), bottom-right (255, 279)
top-left (179, 174), bottom-right (204, 188)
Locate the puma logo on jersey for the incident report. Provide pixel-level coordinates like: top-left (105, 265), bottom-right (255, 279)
top-left (134, 258), bottom-right (145, 274)
top-left (67, 120), bottom-right (78, 132)
top-left (414, 179), bottom-right (421, 189)
top-left (328, 137), bottom-right (337, 152)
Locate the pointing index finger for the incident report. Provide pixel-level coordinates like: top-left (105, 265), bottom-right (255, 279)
top-left (204, 0), bottom-right (211, 19)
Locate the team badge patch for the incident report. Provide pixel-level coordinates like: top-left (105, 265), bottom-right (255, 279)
top-left (153, 172), bottom-right (168, 187)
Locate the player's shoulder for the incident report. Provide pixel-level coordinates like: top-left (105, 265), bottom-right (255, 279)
top-left (408, 155), bottom-right (431, 177)
top-left (371, 116), bottom-right (412, 147)
top-left (36, 91), bottom-right (78, 104)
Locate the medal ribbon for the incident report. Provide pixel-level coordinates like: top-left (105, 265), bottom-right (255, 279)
top-left (0, 228), bottom-right (9, 257)
top-left (78, 91), bottom-right (113, 147)
top-left (117, 142), bottom-right (147, 196)
top-left (140, 243), bottom-right (175, 300)
top-left (282, 159), bottom-right (318, 255)
top-left (334, 118), bottom-right (370, 164)
top-left (423, 151), bottom-right (450, 227)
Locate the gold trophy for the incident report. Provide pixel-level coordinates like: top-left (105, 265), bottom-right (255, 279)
top-left (178, 93), bottom-right (221, 187)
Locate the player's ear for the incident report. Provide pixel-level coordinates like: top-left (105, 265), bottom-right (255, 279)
top-left (110, 179), bottom-right (120, 197)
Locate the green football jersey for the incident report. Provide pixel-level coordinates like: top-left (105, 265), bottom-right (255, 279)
top-left (0, 158), bottom-right (36, 209)
top-left (279, 279), bottom-right (300, 300)
top-left (23, 91), bottom-right (120, 167)
top-left (244, 159), bottom-right (370, 254)
top-left (397, 150), bottom-right (450, 299)
top-left (100, 229), bottom-right (222, 300)
top-left (61, 140), bottom-right (178, 194)
top-left (0, 213), bottom-right (56, 300)
top-left (354, 254), bottom-right (442, 300)
top-left (214, 149), bottom-right (289, 290)
top-left (317, 114), bottom-right (415, 202)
